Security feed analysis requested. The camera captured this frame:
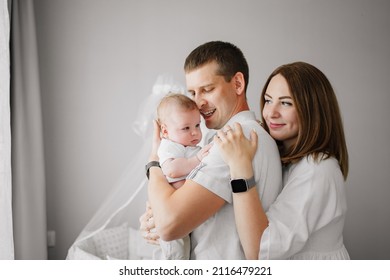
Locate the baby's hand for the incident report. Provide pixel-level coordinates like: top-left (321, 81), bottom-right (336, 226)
top-left (196, 142), bottom-right (213, 161)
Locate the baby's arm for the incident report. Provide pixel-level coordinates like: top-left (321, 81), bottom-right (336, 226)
top-left (161, 143), bottom-right (212, 179)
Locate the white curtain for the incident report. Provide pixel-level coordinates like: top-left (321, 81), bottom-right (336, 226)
top-left (11, 0), bottom-right (47, 259)
top-left (0, 0), bottom-right (13, 260)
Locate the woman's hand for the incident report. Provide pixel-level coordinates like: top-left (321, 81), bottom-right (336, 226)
top-left (149, 120), bottom-right (161, 162)
top-left (139, 201), bottom-right (160, 245)
top-left (214, 122), bottom-right (258, 171)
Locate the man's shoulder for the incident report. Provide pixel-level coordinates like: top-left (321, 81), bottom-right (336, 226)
top-left (238, 119), bottom-right (271, 140)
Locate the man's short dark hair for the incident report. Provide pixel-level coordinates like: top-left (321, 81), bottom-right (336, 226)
top-left (184, 41), bottom-right (249, 92)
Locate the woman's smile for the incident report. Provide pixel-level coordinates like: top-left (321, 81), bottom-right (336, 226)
top-left (268, 122), bottom-right (285, 129)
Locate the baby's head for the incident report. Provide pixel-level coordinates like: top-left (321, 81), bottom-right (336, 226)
top-left (157, 93), bottom-right (202, 147)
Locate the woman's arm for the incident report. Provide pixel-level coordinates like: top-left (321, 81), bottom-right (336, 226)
top-left (214, 123), bottom-right (269, 260)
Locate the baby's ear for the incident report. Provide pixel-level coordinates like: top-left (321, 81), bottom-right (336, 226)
top-left (160, 123), bottom-right (168, 138)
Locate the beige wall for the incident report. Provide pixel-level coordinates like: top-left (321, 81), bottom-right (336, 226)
top-left (33, 0), bottom-right (390, 259)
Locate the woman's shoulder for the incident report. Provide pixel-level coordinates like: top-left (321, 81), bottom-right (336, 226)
top-left (293, 154), bottom-right (341, 178)
top-left (284, 155), bottom-right (344, 196)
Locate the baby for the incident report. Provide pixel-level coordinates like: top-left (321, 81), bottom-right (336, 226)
top-left (157, 93), bottom-right (210, 189)
top-left (154, 93), bottom-right (211, 259)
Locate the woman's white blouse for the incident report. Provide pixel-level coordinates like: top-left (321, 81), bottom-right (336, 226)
top-left (259, 155), bottom-right (350, 259)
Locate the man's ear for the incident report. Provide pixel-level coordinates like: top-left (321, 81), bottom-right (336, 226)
top-left (233, 72), bottom-right (245, 96)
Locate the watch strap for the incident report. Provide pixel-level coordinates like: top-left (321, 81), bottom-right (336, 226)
top-left (145, 161), bottom-right (161, 179)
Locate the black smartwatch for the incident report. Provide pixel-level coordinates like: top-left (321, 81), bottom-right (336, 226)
top-left (145, 161), bottom-right (161, 179)
top-left (230, 176), bottom-right (256, 193)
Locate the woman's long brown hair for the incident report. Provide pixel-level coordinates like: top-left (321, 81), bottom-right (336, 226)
top-left (260, 62), bottom-right (349, 180)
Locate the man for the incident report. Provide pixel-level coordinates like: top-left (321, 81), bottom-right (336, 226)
top-left (144, 41), bottom-right (282, 259)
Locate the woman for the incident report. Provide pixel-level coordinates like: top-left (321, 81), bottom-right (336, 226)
top-left (215, 61), bottom-right (350, 259)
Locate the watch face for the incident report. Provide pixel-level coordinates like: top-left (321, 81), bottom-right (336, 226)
top-left (231, 179), bottom-right (248, 193)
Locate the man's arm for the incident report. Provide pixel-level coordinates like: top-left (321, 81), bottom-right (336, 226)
top-left (147, 166), bottom-right (225, 241)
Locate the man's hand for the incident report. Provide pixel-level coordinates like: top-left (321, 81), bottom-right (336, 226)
top-left (149, 119), bottom-right (161, 162)
top-left (139, 201), bottom-right (160, 245)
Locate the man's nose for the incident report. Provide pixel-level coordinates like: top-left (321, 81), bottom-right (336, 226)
top-left (193, 94), bottom-right (206, 108)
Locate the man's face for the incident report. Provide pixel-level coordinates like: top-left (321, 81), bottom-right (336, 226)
top-left (185, 61), bottom-right (239, 130)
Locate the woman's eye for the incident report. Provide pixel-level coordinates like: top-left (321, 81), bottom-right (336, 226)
top-left (282, 101), bottom-right (293, 106)
top-left (264, 99), bottom-right (271, 104)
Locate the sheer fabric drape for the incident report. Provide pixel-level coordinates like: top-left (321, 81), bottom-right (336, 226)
top-left (0, 0), bottom-right (13, 260)
top-left (66, 75), bottom-right (189, 260)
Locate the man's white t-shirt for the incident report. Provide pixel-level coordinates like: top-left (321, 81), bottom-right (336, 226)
top-left (187, 111), bottom-right (283, 259)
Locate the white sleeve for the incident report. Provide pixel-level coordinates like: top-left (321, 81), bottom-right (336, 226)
top-left (158, 139), bottom-right (186, 166)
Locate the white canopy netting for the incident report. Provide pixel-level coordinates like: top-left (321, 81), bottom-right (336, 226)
top-left (66, 75), bottom-right (190, 260)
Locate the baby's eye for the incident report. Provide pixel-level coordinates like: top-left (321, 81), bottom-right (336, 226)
top-left (182, 127), bottom-right (190, 131)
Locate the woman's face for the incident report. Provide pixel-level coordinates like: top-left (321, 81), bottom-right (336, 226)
top-left (262, 74), bottom-right (299, 150)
